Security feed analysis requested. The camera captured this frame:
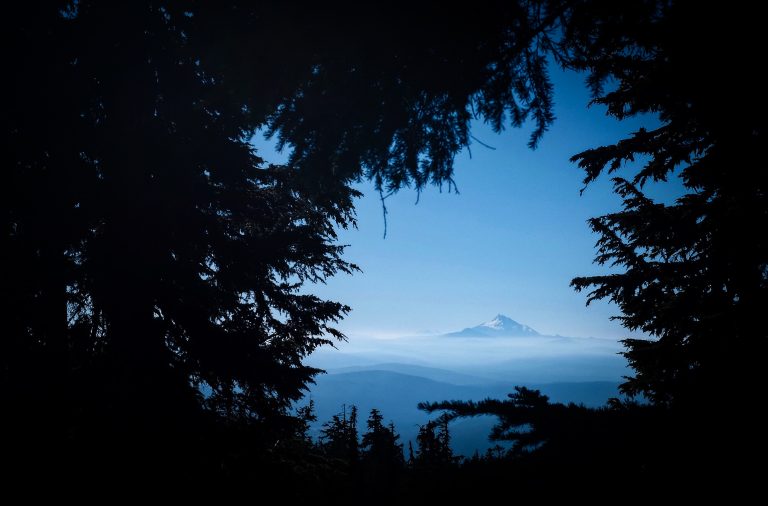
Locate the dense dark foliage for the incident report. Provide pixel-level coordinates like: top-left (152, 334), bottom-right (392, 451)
top-left (4, 0), bottom-right (764, 495)
top-left (565, 0), bottom-right (767, 407)
top-left (5, 6), bottom-right (363, 486)
top-left (319, 404), bottom-right (359, 464)
top-left (412, 419), bottom-right (455, 469)
top-left (3, 1), bottom-right (565, 478)
top-left (360, 409), bottom-right (404, 480)
top-left (422, 0), bottom-right (766, 495)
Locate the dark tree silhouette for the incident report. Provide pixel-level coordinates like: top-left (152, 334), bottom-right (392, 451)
top-left (319, 405), bottom-right (359, 465)
top-left (4, 2), bottom-right (360, 470)
top-left (421, 387), bottom-right (550, 454)
top-left (563, 1), bottom-right (767, 407)
top-left (416, 3), bottom-right (766, 494)
top-left (420, 391), bottom-right (677, 495)
top-left (7, 0), bottom-right (764, 492)
top-left (413, 419), bottom-right (455, 469)
top-left (360, 409), bottom-right (404, 490)
top-left (4, 1), bottom-right (572, 477)
top-left (295, 399), bottom-right (318, 445)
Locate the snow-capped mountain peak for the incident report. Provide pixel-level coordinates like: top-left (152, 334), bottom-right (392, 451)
top-left (481, 314), bottom-right (511, 329)
top-left (445, 314), bottom-right (540, 337)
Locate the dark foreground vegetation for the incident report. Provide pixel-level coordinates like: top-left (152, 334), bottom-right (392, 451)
top-left (4, 1), bottom-right (765, 498)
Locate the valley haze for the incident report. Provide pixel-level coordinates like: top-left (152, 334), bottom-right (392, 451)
top-left (304, 315), bottom-right (629, 455)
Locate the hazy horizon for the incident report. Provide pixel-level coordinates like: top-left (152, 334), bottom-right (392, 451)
top-left (302, 312), bottom-right (630, 456)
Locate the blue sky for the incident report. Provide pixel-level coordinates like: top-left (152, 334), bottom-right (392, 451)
top-left (254, 66), bottom-right (683, 340)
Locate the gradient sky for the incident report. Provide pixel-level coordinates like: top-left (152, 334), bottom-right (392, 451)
top-left (254, 66), bottom-right (683, 340)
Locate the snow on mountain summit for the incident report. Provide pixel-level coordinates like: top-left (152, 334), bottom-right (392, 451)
top-left (445, 314), bottom-right (540, 337)
top-left (480, 315), bottom-right (506, 329)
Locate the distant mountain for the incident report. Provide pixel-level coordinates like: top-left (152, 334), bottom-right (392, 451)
top-left (306, 348), bottom-right (429, 370)
top-left (326, 363), bottom-right (493, 385)
top-left (460, 354), bottom-right (631, 383)
top-left (444, 314), bottom-right (540, 337)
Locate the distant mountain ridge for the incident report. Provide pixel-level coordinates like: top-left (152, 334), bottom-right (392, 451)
top-left (444, 314), bottom-right (540, 337)
top-left (327, 363), bottom-right (491, 385)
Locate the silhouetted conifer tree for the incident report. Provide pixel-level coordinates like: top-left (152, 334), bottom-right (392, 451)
top-left (562, 1), bottom-right (767, 408)
top-left (295, 399), bottom-right (318, 445)
top-left (420, 387), bottom-right (674, 495)
top-left (360, 409), bottom-right (404, 479)
top-left (414, 419), bottom-right (455, 469)
top-left (4, 4), bottom-right (569, 470)
top-left (420, 387), bottom-right (552, 454)
top-left (320, 405), bottom-right (359, 465)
